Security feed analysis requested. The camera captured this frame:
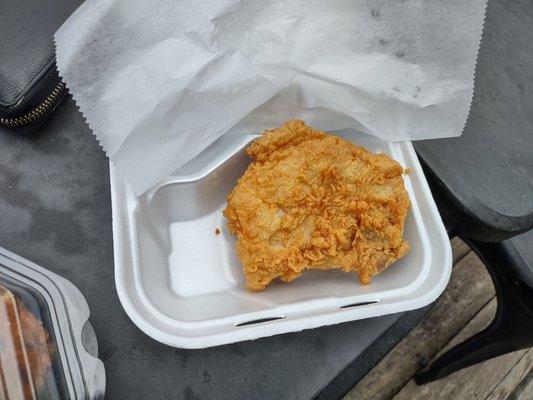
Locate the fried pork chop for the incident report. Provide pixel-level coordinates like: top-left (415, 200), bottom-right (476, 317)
top-left (224, 120), bottom-right (410, 291)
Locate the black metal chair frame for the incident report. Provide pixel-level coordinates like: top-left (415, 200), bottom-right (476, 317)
top-left (415, 189), bottom-right (533, 384)
top-left (415, 235), bottom-right (533, 383)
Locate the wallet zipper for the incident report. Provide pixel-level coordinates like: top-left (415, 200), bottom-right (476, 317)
top-left (0, 82), bottom-right (65, 128)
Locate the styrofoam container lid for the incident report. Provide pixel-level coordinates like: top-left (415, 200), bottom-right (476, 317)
top-left (111, 129), bottom-right (452, 348)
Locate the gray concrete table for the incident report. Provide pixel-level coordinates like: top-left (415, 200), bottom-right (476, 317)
top-left (13, 0), bottom-right (533, 397)
top-left (0, 98), bottom-right (427, 399)
top-left (4, 0), bottom-right (528, 397)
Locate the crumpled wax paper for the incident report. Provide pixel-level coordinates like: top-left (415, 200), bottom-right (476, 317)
top-left (55, 0), bottom-right (487, 194)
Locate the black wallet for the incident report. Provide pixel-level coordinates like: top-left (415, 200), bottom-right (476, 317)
top-left (0, 0), bottom-right (83, 134)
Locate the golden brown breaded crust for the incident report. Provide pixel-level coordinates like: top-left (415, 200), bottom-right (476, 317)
top-left (224, 120), bottom-right (410, 291)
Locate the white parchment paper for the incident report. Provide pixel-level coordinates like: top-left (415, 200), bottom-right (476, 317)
top-left (55, 0), bottom-right (487, 194)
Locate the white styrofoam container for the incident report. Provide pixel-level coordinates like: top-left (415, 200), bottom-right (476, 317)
top-left (110, 129), bottom-right (452, 349)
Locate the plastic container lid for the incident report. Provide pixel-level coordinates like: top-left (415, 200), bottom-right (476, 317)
top-left (0, 248), bottom-right (105, 399)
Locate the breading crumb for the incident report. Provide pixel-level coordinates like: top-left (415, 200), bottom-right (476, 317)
top-left (215, 228), bottom-right (221, 235)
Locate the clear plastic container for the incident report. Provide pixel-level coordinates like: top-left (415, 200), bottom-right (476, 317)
top-left (0, 248), bottom-right (105, 399)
